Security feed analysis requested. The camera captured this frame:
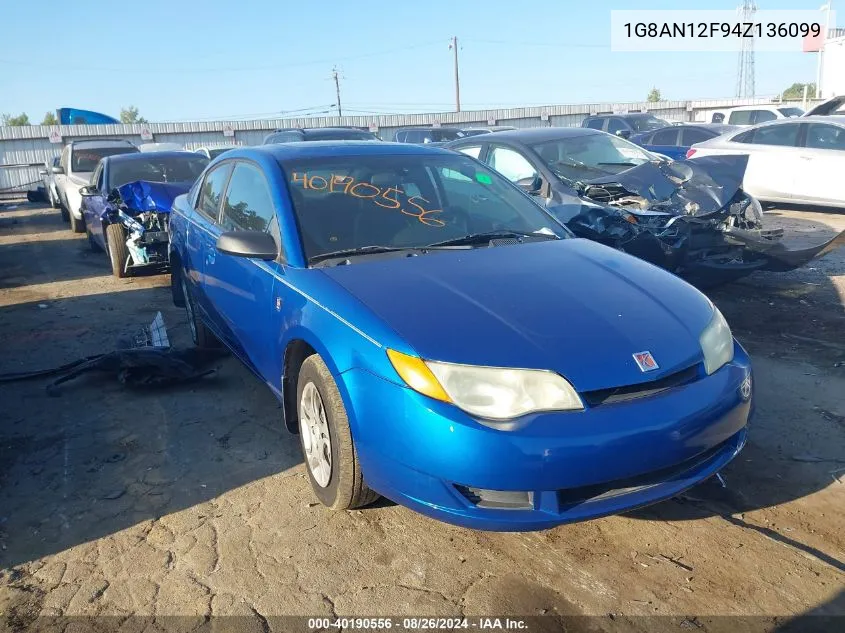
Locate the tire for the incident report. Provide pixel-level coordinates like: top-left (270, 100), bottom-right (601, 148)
top-left (297, 354), bottom-right (379, 510)
top-left (69, 209), bottom-right (85, 233)
top-left (181, 277), bottom-right (219, 348)
top-left (105, 223), bottom-right (129, 278)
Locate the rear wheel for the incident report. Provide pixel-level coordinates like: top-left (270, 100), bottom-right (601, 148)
top-left (181, 277), bottom-right (219, 348)
top-left (297, 354), bottom-right (378, 510)
top-left (86, 224), bottom-right (100, 252)
top-left (69, 210), bottom-right (85, 233)
top-left (105, 223), bottom-right (129, 278)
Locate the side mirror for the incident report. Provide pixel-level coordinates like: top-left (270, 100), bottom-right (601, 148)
top-left (216, 230), bottom-right (278, 260)
top-left (517, 175), bottom-right (543, 195)
top-left (51, 166), bottom-right (64, 174)
top-left (615, 129), bottom-right (632, 139)
top-left (79, 185), bottom-right (98, 196)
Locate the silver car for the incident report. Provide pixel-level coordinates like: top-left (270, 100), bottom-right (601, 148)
top-left (687, 116), bottom-right (845, 209)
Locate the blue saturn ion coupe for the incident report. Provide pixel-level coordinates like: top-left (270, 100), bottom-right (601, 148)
top-left (169, 142), bottom-right (753, 531)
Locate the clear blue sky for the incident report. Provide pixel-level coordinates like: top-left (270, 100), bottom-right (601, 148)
top-left (0, 0), bottom-right (830, 122)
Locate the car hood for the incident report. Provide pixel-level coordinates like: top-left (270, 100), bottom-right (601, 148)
top-left (115, 180), bottom-right (194, 214)
top-left (577, 155), bottom-right (748, 215)
top-left (322, 239), bottom-right (714, 392)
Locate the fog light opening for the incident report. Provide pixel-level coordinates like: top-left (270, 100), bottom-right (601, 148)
top-left (455, 485), bottom-right (534, 510)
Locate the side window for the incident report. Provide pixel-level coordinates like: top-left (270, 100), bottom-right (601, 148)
top-left (197, 163), bottom-right (233, 221)
top-left (728, 110), bottom-right (754, 125)
top-left (457, 145), bottom-right (482, 159)
top-left (681, 127), bottom-right (714, 145)
top-left (584, 118), bottom-right (604, 130)
top-left (93, 164), bottom-right (104, 189)
top-left (651, 128), bottom-right (679, 145)
top-left (711, 112), bottom-right (725, 123)
top-left (753, 110), bottom-right (777, 123)
top-left (805, 123), bottom-right (845, 150)
top-left (732, 129), bottom-right (755, 143)
top-left (487, 146), bottom-right (537, 183)
top-left (395, 131), bottom-right (406, 142)
top-left (220, 163), bottom-right (276, 233)
top-left (751, 123), bottom-right (800, 147)
top-left (606, 118), bottom-right (628, 135)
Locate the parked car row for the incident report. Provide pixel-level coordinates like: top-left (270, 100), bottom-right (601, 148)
top-left (36, 118), bottom-right (843, 531)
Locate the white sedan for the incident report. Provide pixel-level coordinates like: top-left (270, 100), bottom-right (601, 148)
top-left (687, 116), bottom-right (845, 209)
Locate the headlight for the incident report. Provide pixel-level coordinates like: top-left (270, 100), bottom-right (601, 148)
top-left (387, 350), bottom-right (583, 421)
top-left (700, 307), bottom-right (734, 375)
top-left (745, 194), bottom-right (763, 224)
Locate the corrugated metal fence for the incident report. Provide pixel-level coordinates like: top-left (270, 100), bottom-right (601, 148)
top-left (0, 97), bottom-right (815, 192)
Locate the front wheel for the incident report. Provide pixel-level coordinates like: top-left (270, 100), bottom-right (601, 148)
top-left (297, 354), bottom-right (378, 510)
top-left (105, 223), bottom-right (129, 278)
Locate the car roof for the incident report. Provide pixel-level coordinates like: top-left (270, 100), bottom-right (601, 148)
top-left (804, 114), bottom-right (845, 126)
top-left (70, 139), bottom-right (136, 148)
top-left (225, 141), bottom-right (453, 161)
top-left (461, 127), bottom-right (601, 143)
top-left (104, 150), bottom-right (204, 164)
top-left (589, 112), bottom-right (657, 119)
top-left (395, 126), bottom-right (463, 131)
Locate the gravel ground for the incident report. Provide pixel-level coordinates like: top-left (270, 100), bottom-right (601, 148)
top-left (0, 202), bottom-right (843, 633)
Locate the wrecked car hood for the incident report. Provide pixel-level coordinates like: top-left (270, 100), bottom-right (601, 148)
top-left (322, 239), bottom-right (713, 392)
top-left (116, 180), bottom-right (193, 214)
top-left (578, 155), bottom-right (748, 215)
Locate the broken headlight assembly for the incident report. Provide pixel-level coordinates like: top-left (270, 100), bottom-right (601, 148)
top-left (699, 307), bottom-right (734, 375)
top-left (387, 350), bottom-right (584, 421)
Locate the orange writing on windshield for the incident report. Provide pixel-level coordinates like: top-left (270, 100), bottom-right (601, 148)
top-left (291, 172), bottom-right (445, 227)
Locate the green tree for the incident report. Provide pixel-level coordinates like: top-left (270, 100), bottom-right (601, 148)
top-left (646, 87), bottom-right (662, 103)
top-left (782, 82), bottom-right (816, 99)
top-left (41, 111), bottom-right (58, 125)
top-left (120, 106), bottom-right (148, 124)
top-left (1, 112), bottom-right (30, 126)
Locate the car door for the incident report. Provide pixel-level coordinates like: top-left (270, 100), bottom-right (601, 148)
top-left (792, 122), bottom-right (845, 205)
top-left (204, 161), bottom-right (283, 378)
top-left (486, 144), bottom-right (541, 190)
top-left (189, 161), bottom-right (235, 337)
top-left (82, 163), bottom-right (109, 249)
top-left (607, 117), bottom-right (631, 138)
top-left (645, 127), bottom-right (682, 159)
top-left (739, 122), bottom-right (804, 202)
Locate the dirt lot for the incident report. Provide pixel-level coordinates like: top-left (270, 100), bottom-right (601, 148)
top-left (1, 202), bottom-right (843, 633)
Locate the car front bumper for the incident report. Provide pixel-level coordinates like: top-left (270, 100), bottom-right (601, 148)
top-left (342, 342), bottom-right (752, 531)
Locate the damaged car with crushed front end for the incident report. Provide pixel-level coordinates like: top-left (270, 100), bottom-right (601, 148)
top-left (79, 151), bottom-right (209, 278)
top-left (446, 128), bottom-right (844, 286)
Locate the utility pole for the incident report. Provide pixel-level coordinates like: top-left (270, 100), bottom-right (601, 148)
top-left (450, 36), bottom-right (461, 112)
top-left (332, 66), bottom-right (343, 117)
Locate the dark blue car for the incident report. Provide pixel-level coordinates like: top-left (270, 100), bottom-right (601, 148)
top-left (79, 151), bottom-right (208, 277)
top-left (168, 141), bottom-right (752, 531)
top-left (630, 124), bottom-right (738, 160)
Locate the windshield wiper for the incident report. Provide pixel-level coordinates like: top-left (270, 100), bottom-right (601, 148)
top-left (425, 230), bottom-right (559, 248)
top-left (597, 162), bottom-right (639, 167)
top-left (310, 245), bottom-right (415, 264)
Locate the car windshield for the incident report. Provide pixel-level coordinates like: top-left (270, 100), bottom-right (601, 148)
top-left (629, 116), bottom-right (669, 132)
top-left (430, 129), bottom-right (464, 141)
top-left (309, 130), bottom-right (378, 141)
top-left (777, 107), bottom-right (804, 118)
top-left (108, 155), bottom-right (209, 190)
top-left (281, 154), bottom-right (568, 263)
top-left (532, 134), bottom-right (654, 180)
top-left (72, 147), bottom-right (137, 173)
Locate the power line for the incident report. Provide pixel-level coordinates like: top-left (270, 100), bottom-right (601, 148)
top-left (0, 40), bottom-right (444, 74)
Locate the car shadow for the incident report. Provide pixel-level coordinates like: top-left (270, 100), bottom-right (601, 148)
top-left (0, 288), bottom-right (304, 570)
